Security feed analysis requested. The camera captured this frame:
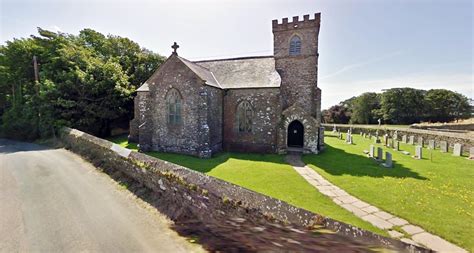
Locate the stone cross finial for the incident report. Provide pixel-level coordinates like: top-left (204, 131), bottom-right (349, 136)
top-left (171, 42), bottom-right (179, 54)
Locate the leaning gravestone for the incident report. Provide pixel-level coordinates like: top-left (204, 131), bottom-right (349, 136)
top-left (414, 145), bottom-right (422, 159)
top-left (377, 147), bottom-right (383, 161)
top-left (469, 147), bottom-right (474, 160)
top-left (402, 135), bottom-right (407, 143)
top-left (428, 140), bottom-right (435, 150)
top-left (393, 141), bottom-right (399, 151)
top-left (440, 141), bottom-right (448, 153)
top-left (382, 152), bottom-right (393, 168)
top-left (409, 136), bottom-right (415, 145)
top-left (369, 145), bottom-right (375, 158)
top-left (453, 143), bottom-right (462, 156)
top-left (418, 136), bottom-right (424, 147)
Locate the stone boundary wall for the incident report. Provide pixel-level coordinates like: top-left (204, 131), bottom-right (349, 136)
top-left (323, 124), bottom-right (474, 153)
top-left (59, 127), bottom-right (427, 252)
top-left (410, 123), bottom-right (474, 132)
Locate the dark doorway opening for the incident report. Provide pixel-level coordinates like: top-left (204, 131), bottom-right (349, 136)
top-left (287, 120), bottom-right (304, 147)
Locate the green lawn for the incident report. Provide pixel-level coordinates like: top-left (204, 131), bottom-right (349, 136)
top-left (108, 135), bottom-right (387, 236)
top-left (304, 132), bottom-right (473, 250)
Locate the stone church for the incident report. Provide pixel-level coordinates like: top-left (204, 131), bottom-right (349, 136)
top-left (129, 13), bottom-right (324, 158)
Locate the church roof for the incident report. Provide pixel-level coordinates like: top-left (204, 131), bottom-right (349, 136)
top-left (194, 56), bottom-right (281, 89)
top-left (178, 56), bottom-right (222, 88)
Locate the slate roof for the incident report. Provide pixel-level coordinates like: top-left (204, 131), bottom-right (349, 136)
top-left (195, 56), bottom-right (281, 89)
top-left (136, 55), bottom-right (281, 91)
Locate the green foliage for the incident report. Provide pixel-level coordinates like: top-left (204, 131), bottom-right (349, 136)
top-left (0, 28), bottom-right (165, 140)
top-left (325, 88), bottom-right (470, 125)
top-left (350, 92), bottom-right (380, 124)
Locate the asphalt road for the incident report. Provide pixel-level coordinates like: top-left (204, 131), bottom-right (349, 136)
top-left (0, 139), bottom-right (203, 253)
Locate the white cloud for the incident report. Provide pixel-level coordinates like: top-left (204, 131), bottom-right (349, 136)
top-left (320, 50), bottom-right (404, 80)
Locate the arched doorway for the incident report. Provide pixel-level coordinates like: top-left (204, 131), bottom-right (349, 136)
top-left (287, 120), bottom-right (304, 148)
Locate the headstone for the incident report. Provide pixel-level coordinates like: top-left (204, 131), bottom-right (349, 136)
top-left (375, 136), bottom-right (381, 143)
top-left (440, 141), bottom-right (448, 153)
top-left (393, 130), bottom-right (398, 141)
top-left (347, 134), bottom-right (353, 144)
top-left (409, 136), bottom-right (415, 145)
top-left (369, 145), bottom-right (375, 157)
top-left (393, 141), bottom-right (399, 151)
top-left (382, 152), bottom-right (393, 168)
top-left (360, 132), bottom-right (363, 136)
top-left (453, 143), bottom-right (462, 156)
top-left (402, 135), bottom-right (407, 143)
top-left (418, 136), bottom-right (424, 147)
top-left (368, 133), bottom-right (372, 139)
top-left (428, 140), bottom-right (435, 150)
top-left (383, 135), bottom-right (389, 146)
top-left (377, 147), bottom-right (383, 161)
top-left (414, 145), bottom-right (422, 159)
top-left (469, 147), bottom-right (474, 160)
top-left (332, 124), bottom-right (337, 133)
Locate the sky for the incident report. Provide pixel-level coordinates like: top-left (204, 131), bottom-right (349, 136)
top-left (1, 0), bottom-right (472, 109)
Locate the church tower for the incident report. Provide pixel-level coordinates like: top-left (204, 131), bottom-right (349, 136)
top-left (272, 13), bottom-right (321, 118)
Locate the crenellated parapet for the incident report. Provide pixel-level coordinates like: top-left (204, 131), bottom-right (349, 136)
top-left (272, 13), bottom-right (321, 32)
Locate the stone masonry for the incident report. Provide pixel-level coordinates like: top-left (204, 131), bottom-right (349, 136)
top-left (130, 13), bottom-right (324, 157)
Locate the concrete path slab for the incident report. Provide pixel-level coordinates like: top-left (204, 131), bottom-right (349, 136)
top-left (285, 154), bottom-right (467, 253)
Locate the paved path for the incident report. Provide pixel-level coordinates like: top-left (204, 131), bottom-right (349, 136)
top-left (286, 154), bottom-right (467, 253)
top-left (0, 139), bottom-right (203, 253)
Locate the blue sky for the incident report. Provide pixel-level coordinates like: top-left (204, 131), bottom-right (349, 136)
top-left (1, 0), bottom-right (472, 109)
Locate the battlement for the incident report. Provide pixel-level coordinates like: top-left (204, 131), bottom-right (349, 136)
top-left (272, 13), bottom-right (321, 31)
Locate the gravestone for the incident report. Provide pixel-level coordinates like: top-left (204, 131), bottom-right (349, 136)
top-left (332, 124), bottom-right (337, 133)
top-left (414, 145), bottom-right (422, 159)
top-left (393, 131), bottom-right (398, 141)
top-left (453, 143), bottom-right (462, 156)
top-left (402, 135), bottom-right (407, 143)
top-left (383, 135), bottom-right (389, 146)
top-left (428, 140), bottom-right (435, 150)
top-left (347, 134), bottom-right (353, 144)
top-left (409, 136), bottom-right (415, 145)
top-left (368, 133), bottom-right (372, 139)
top-left (375, 136), bottom-right (381, 144)
top-left (377, 147), bottom-right (383, 161)
top-left (382, 152), bottom-right (393, 168)
top-left (440, 141), bottom-right (448, 153)
top-left (393, 141), bottom-right (399, 151)
top-left (369, 145), bottom-right (375, 158)
top-left (469, 147), bottom-right (474, 160)
top-left (338, 132), bottom-right (343, 140)
top-left (418, 136), bottom-right (424, 147)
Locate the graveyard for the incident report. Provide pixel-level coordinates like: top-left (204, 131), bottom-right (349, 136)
top-left (304, 130), bottom-right (473, 250)
top-left (111, 132), bottom-right (473, 250)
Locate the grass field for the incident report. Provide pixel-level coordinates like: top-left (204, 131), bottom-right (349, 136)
top-left (107, 135), bottom-right (387, 236)
top-left (304, 131), bottom-right (473, 250)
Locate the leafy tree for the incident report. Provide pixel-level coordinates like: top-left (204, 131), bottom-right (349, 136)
top-left (424, 89), bottom-right (470, 122)
top-left (0, 28), bottom-right (165, 140)
top-left (323, 104), bottom-right (351, 124)
top-left (350, 92), bottom-right (380, 124)
top-left (379, 88), bottom-right (426, 124)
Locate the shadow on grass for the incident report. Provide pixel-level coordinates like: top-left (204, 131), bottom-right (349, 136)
top-left (304, 135), bottom-right (427, 180)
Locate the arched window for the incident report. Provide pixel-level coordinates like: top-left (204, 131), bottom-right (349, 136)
top-left (166, 88), bottom-right (182, 125)
top-left (237, 101), bottom-right (253, 133)
top-left (289, 35), bottom-right (302, 56)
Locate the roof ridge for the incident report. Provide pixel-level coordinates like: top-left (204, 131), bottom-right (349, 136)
top-left (193, 55), bottom-right (274, 63)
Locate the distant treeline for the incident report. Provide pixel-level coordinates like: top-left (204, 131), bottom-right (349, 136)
top-left (0, 28), bottom-right (165, 140)
top-left (322, 88), bottom-right (471, 125)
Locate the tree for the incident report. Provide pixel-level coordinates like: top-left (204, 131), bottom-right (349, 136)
top-left (0, 28), bottom-right (165, 140)
top-left (379, 88), bottom-right (426, 124)
top-left (323, 104), bottom-right (351, 124)
top-left (350, 92), bottom-right (380, 124)
top-left (424, 89), bottom-right (470, 122)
